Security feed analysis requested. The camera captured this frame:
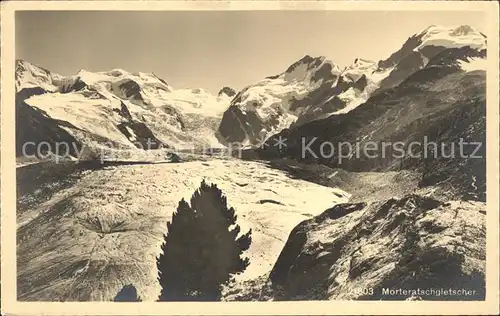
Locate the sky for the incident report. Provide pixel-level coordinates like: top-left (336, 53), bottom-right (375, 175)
top-left (16, 10), bottom-right (486, 94)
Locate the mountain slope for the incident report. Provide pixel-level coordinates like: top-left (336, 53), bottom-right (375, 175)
top-left (217, 55), bottom-right (373, 146)
top-left (217, 25), bottom-right (486, 147)
top-left (255, 45), bottom-right (486, 202)
top-left (262, 195), bottom-right (485, 301)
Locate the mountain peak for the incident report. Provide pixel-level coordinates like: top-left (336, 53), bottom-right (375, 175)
top-left (451, 25), bottom-right (477, 36)
top-left (15, 59), bottom-right (57, 92)
top-left (419, 24), bottom-right (479, 36)
top-left (407, 24), bottom-right (487, 54)
top-left (218, 86), bottom-right (236, 98)
top-left (16, 58), bottom-right (28, 66)
top-left (95, 68), bottom-right (130, 78)
top-left (295, 54), bottom-right (328, 65)
top-left (16, 59), bottom-right (51, 73)
top-left (284, 54), bottom-right (340, 78)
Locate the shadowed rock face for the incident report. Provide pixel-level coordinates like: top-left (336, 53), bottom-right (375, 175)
top-left (374, 51), bottom-right (427, 94)
top-left (263, 195), bottom-right (485, 301)
top-left (374, 45), bottom-right (478, 95)
top-left (232, 46), bottom-right (488, 301)
top-left (59, 77), bottom-right (89, 94)
top-left (14, 24), bottom-right (488, 303)
top-left (289, 77), bottom-right (348, 127)
top-left (116, 121), bottom-right (165, 150)
top-left (378, 34), bottom-right (424, 69)
top-left (115, 79), bottom-right (144, 102)
top-left (15, 59), bottom-right (232, 154)
top-left (118, 101), bottom-right (133, 121)
top-left (15, 59), bottom-right (54, 91)
top-left (16, 88), bottom-right (83, 158)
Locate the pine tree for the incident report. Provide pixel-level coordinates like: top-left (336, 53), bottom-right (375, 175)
top-left (157, 180), bottom-right (252, 301)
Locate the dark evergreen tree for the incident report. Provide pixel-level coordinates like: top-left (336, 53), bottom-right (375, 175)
top-left (156, 180), bottom-right (252, 301)
top-left (113, 284), bottom-right (142, 302)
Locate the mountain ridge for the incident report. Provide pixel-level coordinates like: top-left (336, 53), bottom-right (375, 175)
top-left (217, 24), bottom-right (486, 147)
top-left (15, 59), bottom-right (235, 159)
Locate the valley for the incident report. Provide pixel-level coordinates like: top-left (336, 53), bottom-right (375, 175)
top-left (13, 23), bottom-right (487, 301)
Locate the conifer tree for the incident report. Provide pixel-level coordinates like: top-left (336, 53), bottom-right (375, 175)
top-left (157, 180), bottom-right (252, 301)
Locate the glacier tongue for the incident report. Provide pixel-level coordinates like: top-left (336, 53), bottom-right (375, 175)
top-left (17, 158), bottom-right (350, 301)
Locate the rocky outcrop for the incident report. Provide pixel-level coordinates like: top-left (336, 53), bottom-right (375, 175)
top-left (217, 100), bottom-right (283, 145)
top-left (112, 79), bottom-right (144, 103)
top-left (218, 86), bottom-right (236, 98)
top-left (116, 121), bottom-right (165, 150)
top-left (263, 195), bottom-right (485, 301)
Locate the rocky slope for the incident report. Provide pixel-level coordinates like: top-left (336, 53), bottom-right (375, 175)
top-left (374, 24), bottom-right (486, 94)
top-left (261, 195), bottom-right (485, 301)
top-left (15, 60), bottom-right (233, 160)
top-left (218, 25), bottom-right (486, 147)
top-left (256, 45), bottom-right (487, 202)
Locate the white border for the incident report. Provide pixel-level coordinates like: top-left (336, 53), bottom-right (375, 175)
top-left (1, 1), bottom-right (499, 315)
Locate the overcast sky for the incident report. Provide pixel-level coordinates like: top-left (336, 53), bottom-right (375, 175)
top-left (16, 10), bottom-right (486, 93)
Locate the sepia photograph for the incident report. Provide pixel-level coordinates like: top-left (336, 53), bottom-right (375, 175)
top-left (1, 0), bottom-right (499, 315)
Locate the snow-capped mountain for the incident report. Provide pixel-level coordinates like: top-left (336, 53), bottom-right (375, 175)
top-left (16, 60), bottom-right (233, 159)
top-left (374, 24), bottom-right (486, 94)
top-left (217, 55), bottom-right (357, 146)
top-left (16, 24), bottom-right (486, 155)
top-left (217, 24), bottom-right (487, 147)
top-left (417, 24), bottom-right (486, 51)
top-left (258, 43), bottom-right (487, 201)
